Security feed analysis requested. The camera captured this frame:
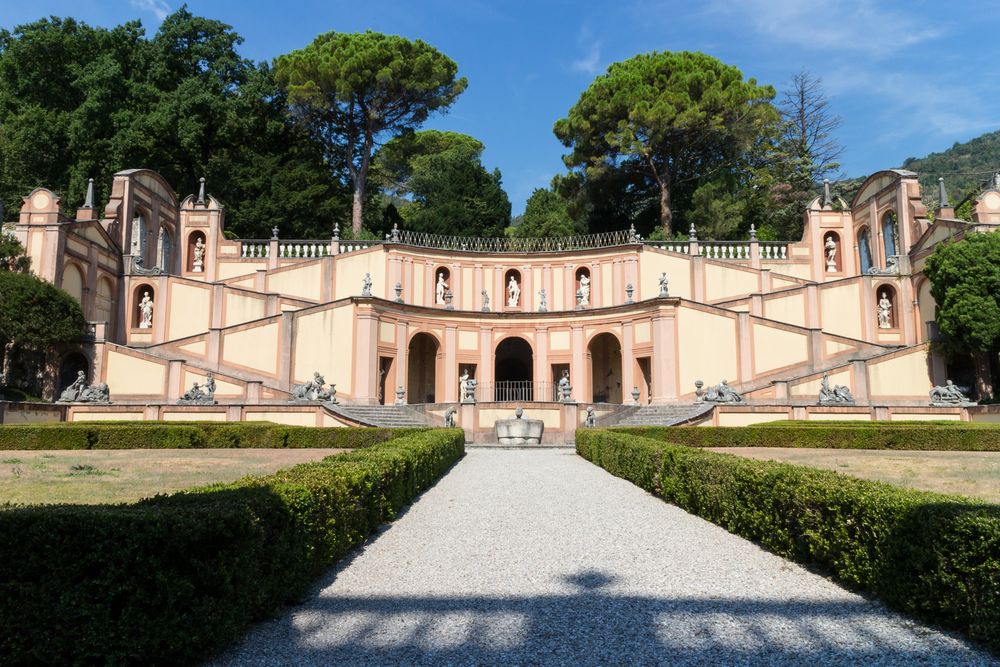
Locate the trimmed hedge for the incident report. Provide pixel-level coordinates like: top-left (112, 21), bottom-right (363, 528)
top-left (0, 421), bottom-right (426, 450)
top-left (578, 429), bottom-right (1000, 653)
top-left (0, 428), bottom-right (465, 665)
top-left (612, 423), bottom-right (1000, 451)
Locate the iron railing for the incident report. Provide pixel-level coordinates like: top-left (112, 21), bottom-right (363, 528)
top-left (395, 229), bottom-right (634, 253)
top-left (477, 380), bottom-right (558, 402)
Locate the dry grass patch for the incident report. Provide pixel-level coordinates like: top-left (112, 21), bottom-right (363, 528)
top-left (707, 447), bottom-right (1000, 503)
top-left (0, 448), bottom-right (346, 505)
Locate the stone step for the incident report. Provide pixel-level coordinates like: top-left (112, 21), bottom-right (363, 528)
top-left (327, 404), bottom-right (434, 428)
top-left (600, 404), bottom-right (713, 427)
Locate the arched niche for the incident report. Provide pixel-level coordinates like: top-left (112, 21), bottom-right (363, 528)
top-left (875, 284), bottom-right (898, 330)
top-left (157, 224), bottom-right (174, 272)
top-left (857, 226), bottom-right (873, 274)
top-left (823, 232), bottom-right (842, 273)
top-left (433, 266), bottom-right (451, 306)
top-left (588, 332), bottom-right (622, 403)
top-left (407, 332), bottom-right (440, 403)
top-left (58, 352), bottom-right (90, 395)
top-left (881, 211), bottom-right (899, 264)
top-left (504, 269), bottom-right (522, 308)
top-left (61, 263), bottom-right (85, 304)
top-left (187, 231), bottom-right (207, 273)
top-left (575, 266), bottom-right (592, 306)
top-left (132, 284), bottom-right (155, 329)
top-left (94, 276), bottom-right (115, 326)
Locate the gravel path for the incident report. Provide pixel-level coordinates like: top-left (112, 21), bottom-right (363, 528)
top-left (209, 449), bottom-right (996, 666)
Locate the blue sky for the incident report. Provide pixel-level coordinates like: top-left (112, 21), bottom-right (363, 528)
top-left (3, 1), bottom-right (999, 213)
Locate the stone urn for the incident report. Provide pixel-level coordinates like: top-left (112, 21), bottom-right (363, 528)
top-left (495, 407), bottom-right (544, 445)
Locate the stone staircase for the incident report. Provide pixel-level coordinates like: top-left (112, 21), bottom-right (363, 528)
top-left (599, 403), bottom-right (714, 427)
top-left (327, 404), bottom-right (437, 427)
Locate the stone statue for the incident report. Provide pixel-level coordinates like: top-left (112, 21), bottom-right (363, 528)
top-left (929, 380), bottom-right (972, 405)
top-left (818, 374), bottom-right (853, 404)
top-left (57, 371), bottom-right (110, 403)
top-left (579, 274), bottom-right (591, 307)
top-left (658, 272), bottom-right (669, 297)
top-left (179, 372), bottom-right (217, 404)
top-left (538, 288), bottom-right (548, 312)
top-left (459, 369), bottom-right (470, 402)
top-left (291, 371), bottom-right (334, 402)
top-left (585, 406), bottom-right (596, 428)
top-left (824, 235), bottom-right (837, 272)
top-left (464, 377), bottom-right (477, 403)
top-left (481, 289), bottom-right (490, 312)
top-left (695, 379), bottom-right (742, 403)
top-left (507, 275), bottom-right (520, 307)
top-left (138, 291), bottom-right (154, 329)
top-left (193, 237), bottom-right (205, 273)
top-left (361, 273), bottom-right (372, 297)
top-left (877, 291), bottom-right (892, 329)
top-left (558, 370), bottom-right (574, 402)
top-left (435, 272), bottom-right (448, 305)
top-left (444, 406), bottom-right (457, 428)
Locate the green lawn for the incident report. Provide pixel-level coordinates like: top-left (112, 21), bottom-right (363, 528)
top-left (0, 448), bottom-right (345, 505)
top-left (708, 447), bottom-right (1000, 503)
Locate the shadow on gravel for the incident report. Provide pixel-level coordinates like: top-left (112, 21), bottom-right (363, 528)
top-left (219, 569), bottom-right (993, 666)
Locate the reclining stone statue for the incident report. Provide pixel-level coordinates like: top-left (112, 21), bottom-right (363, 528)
top-left (291, 371), bottom-right (336, 403)
top-left (57, 371), bottom-right (111, 403)
top-left (694, 379), bottom-right (742, 404)
top-left (178, 372), bottom-right (217, 404)
top-left (818, 374), bottom-right (854, 404)
top-left (929, 380), bottom-right (972, 406)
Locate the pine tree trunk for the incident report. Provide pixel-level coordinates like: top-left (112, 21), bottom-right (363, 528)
top-left (1, 341), bottom-right (13, 385)
top-left (351, 188), bottom-right (363, 235)
top-left (973, 349), bottom-right (994, 401)
top-left (659, 182), bottom-right (672, 237)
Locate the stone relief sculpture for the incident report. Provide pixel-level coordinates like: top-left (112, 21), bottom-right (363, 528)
top-left (824, 235), bottom-right (837, 272)
top-left (558, 370), bottom-right (574, 402)
top-left (818, 374), bottom-right (853, 404)
top-left (694, 379), bottom-right (742, 403)
top-left (929, 380), bottom-right (973, 405)
top-left (578, 274), bottom-right (591, 307)
top-left (138, 291), bottom-right (154, 329)
top-left (877, 291), bottom-right (892, 329)
top-left (481, 289), bottom-right (490, 312)
top-left (361, 273), bottom-right (373, 297)
top-left (291, 371), bottom-right (335, 402)
top-left (57, 371), bottom-right (110, 403)
top-left (435, 272), bottom-right (448, 305)
top-left (192, 237), bottom-right (205, 272)
top-left (658, 272), bottom-right (669, 297)
top-left (868, 256), bottom-right (899, 276)
top-left (507, 275), bottom-right (520, 307)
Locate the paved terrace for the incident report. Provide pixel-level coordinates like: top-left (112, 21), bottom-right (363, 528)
top-left (210, 449), bottom-right (996, 666)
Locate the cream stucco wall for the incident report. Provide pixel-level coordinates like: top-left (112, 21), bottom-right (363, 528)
top-left (243, 411), bottom-right (317, 426)
top-left (808, 411), bottom-right (872, 421)
top-left (222, 322), bottom-right (280, 375)
top-left (753, 324), bottom-right (809, 375)
top-left (551, 330), bottom-right (570, 350)
top-left (677, 307), bottom-right (738, 392)
top-left (478, 407), bottom-right (561, 428)
top-left (763, 293), bottom-right (806, 328)
top-left (765, 263), bottom-right (811, 280)
top-left (168, 282), bottom-right (211, 340)
top-left (640, 251), bottom-right (691, 300)
top-left (104, 350), bottom-right (167, 395)
top-left (717, 412), bottom-right (789, 426)
top-left (705, 263), bottom-right (759, 301)
top-left (269, 263), bottom-right (323, 302)
top-left (889, 412), bottom-right (961, 422)
top-left (224, 292), bottom-right (266, 327)
top-left (334, 250), bottom-right (385, 301)
top-left (820, 282), bottom-right (863, 339)
top-left (71, 411), bottom-right (144, 421)
top-left (217, 261), bottom-right (265, 280)
top-left (292, 305), bottom-right (355, 393)
top-left (868, 349), bottom-right (933, 398)
top-left (162, 411), bottom-right (228, 421)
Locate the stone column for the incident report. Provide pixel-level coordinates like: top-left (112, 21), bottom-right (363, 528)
top-left (534, 327), bottom-right (549, 397)
top-left (571, 325), bottom-right (586, 402)
top-left (443, 325), bottom-right (458, 402)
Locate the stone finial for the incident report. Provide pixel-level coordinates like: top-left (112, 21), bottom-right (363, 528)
top-left (332, 222), bottom-right (340, 241)
top-left (822, 179), bottom-right (832, 208)
top-left (271, 226), bottom-right (279, 240)
top-left (83, 178), bottom-right (94, 209)
top-left (196, 177), bottom-right (206, 206)
top-left (688, 222), bottom-right (697, 242)
top-left (749, 223), bottom-right (757, 241)
top-left (938, 177), bottom-right (951, 208)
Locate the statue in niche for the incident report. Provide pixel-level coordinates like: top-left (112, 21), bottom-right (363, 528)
top-left (658, 272), bottom-right (669, 297)
top-left (138, 291), bottom-right (154, 329)
top-left (824, 235), bottom-right (837, 272)
top-left (877, 291), bottom-right (892, 329)
top-left (193, 237), bottom-right (205, 273)
top-left (929, 380), bottom-right (972, 405)
top-left (435, 272), bottom-right (448, 305)
top-left (459, 368), bottom-right (470, 401)
top-left (538, 288), bottom-right (548, 312)
top-left (818, 374), bottom-right (853, 404)
top-left (578, 273), bottom-right (591, 307)
top-left (558, 370), bottom-right (574, 402)
top-left (507, 275), bottom-right (520, 307)
top-left (361, 273), bottom-right (372, 297)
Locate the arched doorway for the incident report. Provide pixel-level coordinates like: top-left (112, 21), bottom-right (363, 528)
top-left (495, 336), bottom-right (533, 401)
top-left (59, 352), bottom-right (89, 394)
top-left (407, 333), bottom-right (439, 403)
top-left (589, 333), bottom-right (622, 403)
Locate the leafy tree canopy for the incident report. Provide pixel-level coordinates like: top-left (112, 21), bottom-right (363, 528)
top-left (511, 188), bottom-right (581, 238)
top-left (0, 233), bottom-right (30, 272)
top-left (924, 232), bottom-right (1000, 353)
top-left (554, 51), bottom-right (777, 237)
top-left (0, 9), bottom-right (348, 239)
top-left (275, 31), bottom-right (467, 234)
